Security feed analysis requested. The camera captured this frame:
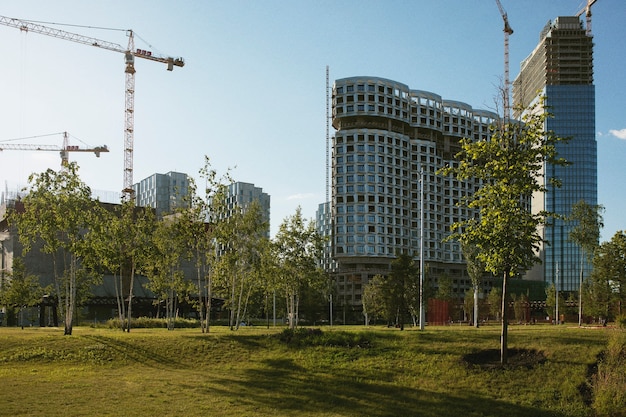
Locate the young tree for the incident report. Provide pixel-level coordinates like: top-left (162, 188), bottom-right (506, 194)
top-left (590, 231), bottom-right (626, 321)
top-left (440, 98), bottom-right (568, 363)
top-left (10, 163), bottom-right (102, 335)
top-left (0, 257), bottom-right (44, 329)
top-left (487, 286), bottom-right (502, 321)
top-left (568, 199), bottom-right (604, 326)
top-left (462, 242), bottom-right (485, 327)
top-left (273, 206), bottom-right (325, 329)
top-left (213, 201), bottom-right (268, 330)
top-left (388, 253), bottom-right (419, 329)
top-left (545, 283), bottom-right (566, 323)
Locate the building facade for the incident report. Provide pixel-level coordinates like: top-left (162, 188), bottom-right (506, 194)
top-left (513, 16), bottom-right (596, 291)
top-left (133, 171), bottom-right (190, 217)
top-left (330, 76), bottom-right (498, 316)
top-left (225, 182), bottom-right (271, 239)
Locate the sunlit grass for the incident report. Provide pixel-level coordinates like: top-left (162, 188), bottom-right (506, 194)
top-left (0, 324), bottom-right (612, 416)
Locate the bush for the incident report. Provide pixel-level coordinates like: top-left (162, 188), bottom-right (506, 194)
top-left (105, 317), bottom-right (200, 329)
top-left (592, 330), bottom-right (626, 416)
top-left (276, 328), bottom-right (372, 348)
top-left (616, 315), bottom-right (626, 329)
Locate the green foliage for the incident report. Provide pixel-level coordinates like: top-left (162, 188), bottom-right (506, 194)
top-left (273, 206), bottom-right (326, 329)
top-left (105, 316), bottom-right (200, 329)
top-left (487, 286), bottom-right (502, 320)
top-left (592, 330), bottom-right (626, 416)
top-left (569, 200), bottom-right (604, 262)
top-left (440, 98), bottom-right (568, 279)
top-left (440, 97), bottom-right (568, 363)
top-left (436, 274), bottom-right (454, 301)
top-left (589, 231), bottom-right (626, 321)
top-left (276, 328), bottom-right (373, 348)
top-left (0, 258), bottom-right (44, 311)
top-left (9, 163), bottom-right (103, 335)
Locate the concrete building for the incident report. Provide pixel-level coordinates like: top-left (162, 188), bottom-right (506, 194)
top-left (225, 182), bottom-right (271, 239)
top-left (133, 171), bottom-right (190, 217)
top-left (513, 16), bottom-right (596, 291)
top-left (329, 76), bottom-right (499, 318)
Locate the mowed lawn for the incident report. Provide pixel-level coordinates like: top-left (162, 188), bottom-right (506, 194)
top-left (0, 324), bottom-right (611, 417)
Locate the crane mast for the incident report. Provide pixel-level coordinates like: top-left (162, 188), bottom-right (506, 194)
top-left (0, 15), bottom-right (184, 200)
top-left (495, 0), bottom-right (514, 122)
top-left (576, 0), bottom-right (598, 36)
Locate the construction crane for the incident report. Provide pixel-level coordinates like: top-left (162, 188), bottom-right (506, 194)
top-left (576, 0), bottom-right (598, 36)
top-left (495, 0), bottom-right (514, 122)
top-left (0, 131), bottom-right (109, 166)
top-left (0, 15), bottom-right (184, 199)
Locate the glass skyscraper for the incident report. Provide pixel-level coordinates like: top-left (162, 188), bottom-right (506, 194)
top-left (513, 17), bottom-right (596, 291)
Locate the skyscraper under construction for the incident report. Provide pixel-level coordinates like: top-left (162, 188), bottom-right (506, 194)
top-left (513, 16), bottom-right (596, 291)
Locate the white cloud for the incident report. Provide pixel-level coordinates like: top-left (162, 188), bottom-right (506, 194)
top-left (609, 129), bottom-right (626, 140)
top-left (286, 193), bottom-right (316, 201)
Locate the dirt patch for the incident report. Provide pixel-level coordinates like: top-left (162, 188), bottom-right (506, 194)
top-left (462, 348), bottom-right (546, 369)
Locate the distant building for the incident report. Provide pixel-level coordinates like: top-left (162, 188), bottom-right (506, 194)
top-left (133, 171), bottom-right (190, 216)
top-left (513, 16), bottom-right (597, 291)
top-left (329, 76), bottom-right (498, 319)
top-left (225, 182), bottom-right (271, 239)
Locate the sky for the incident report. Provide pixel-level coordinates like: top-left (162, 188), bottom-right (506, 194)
top-left (0, 0), bottom-right (624, 239)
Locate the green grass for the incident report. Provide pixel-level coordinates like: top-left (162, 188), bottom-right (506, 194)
top-left (0, 324), bottom-right (613, 416)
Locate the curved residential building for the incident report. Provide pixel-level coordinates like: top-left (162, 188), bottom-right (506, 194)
top-left (331, 76), bottom-right (498, 316)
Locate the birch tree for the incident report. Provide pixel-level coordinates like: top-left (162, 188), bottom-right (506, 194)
top-left (273, 207), bottom-right (325, 329)
top-left (9, 163), bottom-right (102, 335)
top-left (213, 201), bottom-right (268, 330)
top-left (568, 199), bottom-right (604, 326)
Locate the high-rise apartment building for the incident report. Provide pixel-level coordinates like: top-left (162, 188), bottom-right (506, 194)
top-left (330, 76), bottom-right (498, 315)
top-left (513, 16), bottom-right (596, 291)
top-left (133, 171), bottom-right (190, 216)
top-left (225, 182), bottom-right (271, 239)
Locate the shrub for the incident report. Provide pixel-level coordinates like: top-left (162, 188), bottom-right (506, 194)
top-left (106, 317), bottom-right (200, 329)
top-left (276, 328), bottom-right (372, 348)
top-left (592, 330), bottom-right (626, 417)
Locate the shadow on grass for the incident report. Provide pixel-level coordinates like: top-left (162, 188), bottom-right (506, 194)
top-left (81, 334), bottom-right (184, 368)
top-left (204, 356), bottom-right (568, 417)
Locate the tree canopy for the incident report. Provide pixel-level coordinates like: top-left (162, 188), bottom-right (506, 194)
top-left (440, 98), bottom-right (568, 363)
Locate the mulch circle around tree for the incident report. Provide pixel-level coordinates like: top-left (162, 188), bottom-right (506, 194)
top-left (462, 348), bottom-right (546, 369)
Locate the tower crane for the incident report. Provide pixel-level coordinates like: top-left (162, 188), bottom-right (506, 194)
top-left (495, 0), bottom-right (514, 122)
top-left (0, 131), bottom-right (109, 166)
top-left (0, 15), bottom-right (184, 199)
top-left (576, 0), bottom-right (598, 36)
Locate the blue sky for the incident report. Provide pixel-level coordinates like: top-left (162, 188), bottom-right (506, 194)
top-left (0, 1), bottom-right (624, 239)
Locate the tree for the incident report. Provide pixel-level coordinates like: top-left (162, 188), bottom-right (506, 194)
top-left (213, 200), bottom-right (268, 330)
top-left (9, 163), bottom-right (103, 335)
top-left (568, 199), bottom-right (604, 326)
top-left (273, 207), bottom-right (325, 329)
top-left (545, 283), bottom-right (566, 323)
top-left (440, 98), bottom-right (568, 364)
top-left (143, 213), bottom-right (195, 330)
top-left (362, 274), bottom-right (385, 325)
top-left (388, 253), bottom-right (419, 329)
top-left (0, 257), bottom-right (44, 329)
top-left (487, 286), bottom-right (502, 321)
top-left (462, 242), bottom-right (485, 327)
top-left (590, 231), bottom-right (626, 321)
top-left (174, 177), bottom-right (214, 333)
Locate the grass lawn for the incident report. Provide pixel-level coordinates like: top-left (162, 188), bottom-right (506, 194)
top-left (0, 323), bottom-right (612, 417)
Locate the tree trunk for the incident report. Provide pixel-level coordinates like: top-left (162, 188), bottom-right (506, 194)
top-left (205, 272), bottom-right (212, 333)
top-left (197, 260), bottom-right (205, 333)
top-left (500, 270), bottom-right (509, 365)
top-left (126, 262), bottom-right (135, 333)
top-left (474, 283), bottom-right (480, 328)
